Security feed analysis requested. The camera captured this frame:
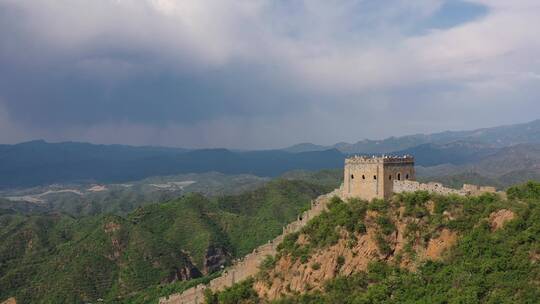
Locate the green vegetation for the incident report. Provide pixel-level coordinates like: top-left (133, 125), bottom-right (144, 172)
top-left (124, 271), bottom-right (222, 304)
top-left (281, 169), bottom-right (343, 190)
top-left (278, 197), bottom-right (368, 262)
top-left (0, 172), bottom-right (269, 217)
top-left (211, 181), bottom-right (540, 304)
top-left (204, 278), bottom-right (259, 304)
top-left (0, 178), bottom-right (329, 303)
top-left (507, 181), bottom-right (540, 201)
top-left (217, 179), bottom-right (327, 257)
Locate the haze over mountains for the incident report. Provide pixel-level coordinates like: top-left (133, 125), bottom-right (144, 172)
top-left (0, 119), bottom-right (539, 189)
top-left (284, 119), bottom-right (540, 153)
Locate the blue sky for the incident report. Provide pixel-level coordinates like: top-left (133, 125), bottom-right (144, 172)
top-left (0, 0), bottom-right (539, 148)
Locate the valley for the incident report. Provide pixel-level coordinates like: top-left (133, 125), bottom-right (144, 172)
top-left (0, 173), bottom-right (268, 217)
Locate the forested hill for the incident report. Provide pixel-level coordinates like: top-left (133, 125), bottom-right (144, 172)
top-left (0, 178), bottom-right (338, 304)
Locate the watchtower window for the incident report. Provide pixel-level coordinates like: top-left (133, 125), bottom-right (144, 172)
top-left (397, 173), bottom-right (401, 181)
top-left (351, 174), bottom-right (354, 179)
top-left (373, 175), bottom-right (377, 180)
top-left (362, 175), bottom-right (365, 180)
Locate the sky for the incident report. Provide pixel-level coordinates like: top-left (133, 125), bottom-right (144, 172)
top-left (0, 0), bottom-right (539, 149)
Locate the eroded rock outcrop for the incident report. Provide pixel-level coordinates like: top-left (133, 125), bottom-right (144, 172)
top-left (204, 245), bottom-right (231, 274)
top-left (489, 209), bottom-right (515, 231)
top-left (254, 209), bottom-right (458, 300)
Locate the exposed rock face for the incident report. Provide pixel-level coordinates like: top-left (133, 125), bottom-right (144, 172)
top-left (1, 297), bottom-right (16, 304)
top-left (103, 221), bottom-right (121, 233)
top-left (489, 209), bottom-right (515, 231)
top-left (103, 221), bottom-right (126, 261)
top-left (254, 210), bottom-right (459, 300)
top-left (204, 245), bottom-right (230, 274)
top-left (165, 264), bottom-right (202, 283)
top-left (425, 229), bottom-right (458, 260)
top-left (254, 230), bottom-right (382, 299)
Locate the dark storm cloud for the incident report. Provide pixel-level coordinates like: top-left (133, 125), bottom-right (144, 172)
top-left (0, 0), bottom-right (539, 148)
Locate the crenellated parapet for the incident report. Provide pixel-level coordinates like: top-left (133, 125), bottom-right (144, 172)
top-left (345, 155), bottom-right (414, 165)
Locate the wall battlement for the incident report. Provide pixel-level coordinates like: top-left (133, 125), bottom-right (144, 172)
top-left (345, 155), bottom-right (414, 165)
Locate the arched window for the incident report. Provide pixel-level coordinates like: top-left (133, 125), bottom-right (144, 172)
top-left (362, 175), bottom-right (365, 180)
top-left (373, 175), bottom-right (377, 180)
top-left (397, 173), bottom-right (401, 181)
top-left (389, 175), bottom-right (392, 180)
top-left (406, 174), bottom-right (409, 180)
top-left (351, 174), bottom-right (354, 179)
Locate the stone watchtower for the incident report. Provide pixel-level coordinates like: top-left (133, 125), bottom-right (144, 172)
top-left (343, 155), bottom-right (415, 201)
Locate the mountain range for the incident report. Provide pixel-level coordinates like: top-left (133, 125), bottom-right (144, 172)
top-left (284, 119), bottom-right (540, 153)
top-left (1, 119), bottom-right (539, 189)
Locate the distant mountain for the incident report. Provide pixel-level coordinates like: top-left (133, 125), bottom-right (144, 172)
top-left (0, 141), bottom-right (345, 188)
top-left (282, 143), bottom-right (329, 153)
top-left (2, 119), bottom-right (540, 189)
top-left (393, 141), bottom-right (498, 166)
top-left (285, 119), bottom-right (540, 154)
top-left (417, 143), bottom-right (540, 189)
top-left (469, 143), bottom-right (540, 176)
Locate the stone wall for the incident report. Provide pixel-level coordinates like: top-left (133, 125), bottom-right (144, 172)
top-left (393, 180), bottom-right (501, 197)
top-left (393, 180), bottom-right (465, 196)
top-left (159, 189), bottom-right (342, 304)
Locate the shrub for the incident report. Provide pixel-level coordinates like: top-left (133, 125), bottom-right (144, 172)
top-left (336, 255), bottom-right (345, 269)
top-left (217, 278), bottom-right (258, 304)
top-left (259, 255), bottom-right (276, 272)
top-left (375, 233), bottom-right (392, 256)
top-left (507, 181), bottom-right (540, 201)
top-left (376, 216), bottom-right (395, 235)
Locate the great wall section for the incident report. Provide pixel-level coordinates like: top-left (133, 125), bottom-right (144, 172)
top-left (393, 180), bottom-right (502, 197)
top-left (159, 188), bottom-right (342, 304)
top-left (159, 179), bottom-right (502, 304)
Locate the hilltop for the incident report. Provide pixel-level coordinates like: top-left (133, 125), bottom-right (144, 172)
top-left (205, 182), bottom-right (540, 303)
